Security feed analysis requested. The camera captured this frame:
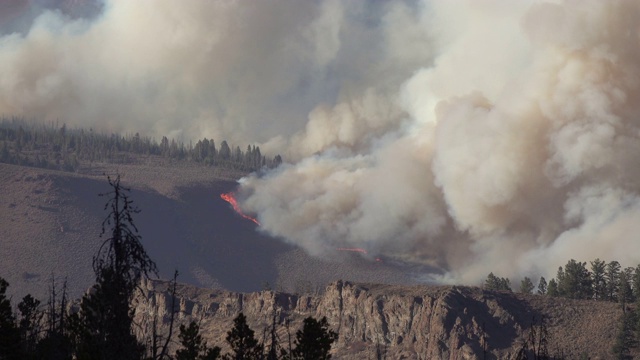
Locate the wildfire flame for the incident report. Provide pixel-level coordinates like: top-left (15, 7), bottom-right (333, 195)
top-left (219, 194), bottom-right (381, 261)
top-left (220, 192), bottom-right (260, 225)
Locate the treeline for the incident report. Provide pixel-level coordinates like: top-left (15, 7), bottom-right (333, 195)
top-left (0, 280), bottom-right (337, 360)
top-left (0, 176), bottom-right (336, 359)
top-left (485, 259), bottom-right (640, 303)
top-left (485, 258), bottom-right (640, 359)
top-left (0, 117), bottom-right (283, 172)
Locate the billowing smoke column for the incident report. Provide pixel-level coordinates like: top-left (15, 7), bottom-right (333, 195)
top-left (3, 0), bottom-right (640, 283)
top-left (236, 0), bottom-right (640, 284)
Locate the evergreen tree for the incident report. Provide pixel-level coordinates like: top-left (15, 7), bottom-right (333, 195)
top-left (591, 258), bottom-right (607, 300)
top-left (17, 294), bottom-right (42, 356)
top-left (633, 264), bottom-right (640, 301)
top-left (619, 268), bottom-right (634, 307)
top-left (519, 277), bottom-right (535, 294)
top-left (484, 273), bottom-right (511, 291)
top-left (612, 312), bottom-right (635, 360)
top-left (547, 279), bottom-right (559, 297)
top-left (225, 313), bottom-right (263, 360)
top-left (71, 175), bottom-right (157, 360)
top-left (292, 317), bottom-right (338, 360)
top-left (537, 277), bottom-right (547, 295)
top-left (0, 278), bottom-right (22, 359)
top-left (557, 259), bottom-right (592, 299)
top-left (219, 141), bottom-right (231, 161)
top-left (176, 321), bottom-right (221, 360)
top-left (607, 261), bottom-right (622, 302)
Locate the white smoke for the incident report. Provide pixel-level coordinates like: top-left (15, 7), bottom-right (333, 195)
top-left (238, 0), bottom-right (640, 284)
top-left (3, 0), bottom-right (640, 284)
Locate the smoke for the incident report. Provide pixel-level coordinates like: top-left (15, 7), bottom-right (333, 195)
top-left (0, 0), bottom-right (427, 146)
top-left (238, 0), bottom-right (640, 284)
top-left (3, 0), bottom-right (640, 283)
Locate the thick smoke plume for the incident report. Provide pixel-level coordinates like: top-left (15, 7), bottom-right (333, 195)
top-left (3, 0), bottom-right (640, 283)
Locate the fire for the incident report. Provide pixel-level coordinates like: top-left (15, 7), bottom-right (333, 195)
top-left (218, 196), bottom-right (382, 261)
top-left (220, 192), bottom-right (260, 225)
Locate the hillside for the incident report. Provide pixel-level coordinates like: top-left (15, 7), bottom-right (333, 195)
top-left (0, 161), bottom-right (416, 300)
top-left (135, 279), bottom-right (627, 359)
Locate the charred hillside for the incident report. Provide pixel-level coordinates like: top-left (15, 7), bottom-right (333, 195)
top-left (0, 162), bottom-right (415, 300)
top-left (135, 279), bottom-right (624, 359)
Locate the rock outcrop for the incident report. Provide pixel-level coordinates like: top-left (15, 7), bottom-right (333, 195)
top-left (134, 279), bottom-right (622, 359)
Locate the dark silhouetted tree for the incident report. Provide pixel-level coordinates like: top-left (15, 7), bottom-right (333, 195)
top-left (0, 277), bottom-right (22, 359)
top-left (17, 294), bottom-right (42, 356)
top-left (219, 141), bottom-right (231, 161)
top-left (71, 175), bottom-right (158, 360)
top-left (225, 313), bottom-right (263, 360)
top-left (36, 277), bottom-right (72, 360)
top-left (292, 316), bottom-right (338, 360)
top-left (176, 321), bottom-right (221, 360)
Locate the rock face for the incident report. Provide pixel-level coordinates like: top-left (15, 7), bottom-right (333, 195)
top-left (134, 279), bottom-right (622, 359)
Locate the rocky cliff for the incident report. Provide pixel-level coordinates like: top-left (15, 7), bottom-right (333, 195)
top-left (134, 279), bottom-right (624, 359)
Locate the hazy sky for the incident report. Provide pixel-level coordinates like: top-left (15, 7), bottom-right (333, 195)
top-left (3, 0), bottom-right (640, 284)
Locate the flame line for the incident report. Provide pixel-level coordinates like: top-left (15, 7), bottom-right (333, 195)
top-left (220, 192), bottom-right (260, 225)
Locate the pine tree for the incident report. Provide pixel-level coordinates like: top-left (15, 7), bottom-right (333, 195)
top-left (591, 258), bottom-right (607, 300)
top-left (537, 277), bottom-right (547, 295)
top-left (0, 277), bottom-right (22, 359)
top-left (557, 259), bottom-right (592, 299)
top-left (72, 175), bottom-right (157, 360)
top-left (633, 264), bottom-right (640, 301)
top-left (619, 268), bottom-right (634, 307)
top-left (292, 317), bottom-right (338, 360)
top-left (519, 277), bottom-right (535, 294)
top-left (17, 294), bottom-right (42, 356)
top-left (547, 279), bottom-right (559, 297)
top-left (612, 311), bottom-right (635, 360)
top-left (176, 321), bottom-right (220, 360)
top-left (485, 273), bottom-right (511, 291)
top-left (225, 313), bottom-right (263, 360)
top-left (607, 261), bottom-right (622, 302)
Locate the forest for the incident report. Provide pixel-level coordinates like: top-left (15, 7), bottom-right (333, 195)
top-left (0, 117), bottom-right (283, 173)
top-left (485, 260), bottom-right (640, 359)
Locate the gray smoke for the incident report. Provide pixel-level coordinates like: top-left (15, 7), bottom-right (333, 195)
top-left (238, 0), bottom-right (640, 284)
top-left (3, 0), bottom-right (640, 284)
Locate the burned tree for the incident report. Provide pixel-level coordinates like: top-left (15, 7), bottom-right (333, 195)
top-left (72, 175), bottom-right (158, 360)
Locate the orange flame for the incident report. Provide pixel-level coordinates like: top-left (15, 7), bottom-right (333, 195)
top-left (220, 192), bottom-right (260, 225)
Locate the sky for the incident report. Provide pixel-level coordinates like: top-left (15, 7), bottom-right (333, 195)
top-left (2, 0), bottom-right (640, 284)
